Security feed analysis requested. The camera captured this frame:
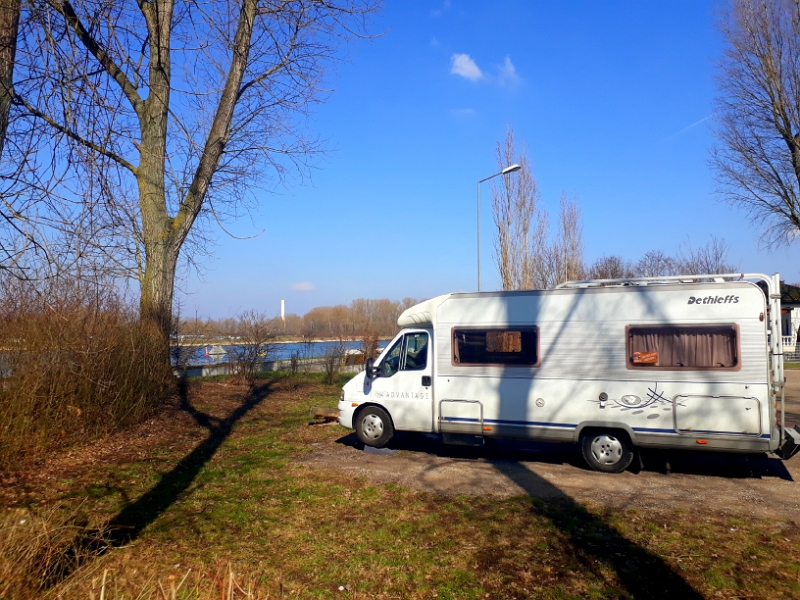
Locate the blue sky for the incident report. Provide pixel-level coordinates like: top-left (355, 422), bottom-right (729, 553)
top-left (180, 0), bottom-right (799, 319)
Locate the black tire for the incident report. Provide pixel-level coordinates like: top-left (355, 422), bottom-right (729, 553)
top-left (355, 406), bottom-right (394, 448)
top-left (580, 430), bottom-right (634, 473)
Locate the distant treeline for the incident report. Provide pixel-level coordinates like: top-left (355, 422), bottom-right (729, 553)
top-left (179, 238), bottom-right (743, 340)
top-left (178, 297), bottom-right (422, 339)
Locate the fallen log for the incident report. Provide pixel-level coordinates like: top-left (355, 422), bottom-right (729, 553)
top-left (309, 407), bottom-right (340, 422)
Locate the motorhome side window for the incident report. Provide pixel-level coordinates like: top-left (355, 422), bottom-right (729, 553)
top-left (380, 333), bottom-right (429, 376)
top-left (380, 338), bottom-right (403, 377)
top-left (402, 333), bottom-right (428, 371)
top-left (452, 327), bottom-right (539, 366)
top-left (627, 325), bottom-right (739, 370)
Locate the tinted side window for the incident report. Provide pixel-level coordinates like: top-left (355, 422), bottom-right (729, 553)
top-left (452, 327), bottom-right (539, 366)
top-left (627, 325), bottom-right (739, 370)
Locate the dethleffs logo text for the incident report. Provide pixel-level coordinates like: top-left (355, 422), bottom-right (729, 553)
top-left (688, 295), bottom-right (739, 305)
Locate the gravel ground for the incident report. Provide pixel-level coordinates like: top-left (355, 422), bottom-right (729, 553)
top-left (298, 371), bottom-right (800, 522)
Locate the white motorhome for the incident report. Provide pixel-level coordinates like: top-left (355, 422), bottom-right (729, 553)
top-left (338, 274), bottom-right (800, 473)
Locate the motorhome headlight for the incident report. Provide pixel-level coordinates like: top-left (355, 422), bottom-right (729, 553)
top-left (340, 390), bottom-right (344, 402)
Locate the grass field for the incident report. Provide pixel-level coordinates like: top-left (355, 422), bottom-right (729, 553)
top-left (1, 372), bottom-right (799, 599)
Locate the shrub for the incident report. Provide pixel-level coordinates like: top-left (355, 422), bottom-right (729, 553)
top-left (359, 330), bottom-right (380, 371)
top-left (0, 276), bottom-right (174, 471)
top-left (321, 337), bottom-right (349, 385)
top-left (228, 310), bottom-right (274, 387)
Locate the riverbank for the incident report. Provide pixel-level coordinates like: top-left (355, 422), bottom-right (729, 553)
top-left (174, 336), bottom-right (393, 346)
top-left (175, 356), bottom-right (362, 378)
top-left (173, 339), bottom-right (382, 369)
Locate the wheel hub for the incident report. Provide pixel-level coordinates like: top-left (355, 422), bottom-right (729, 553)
top-left (590, 434), bottom-right (623, 465)
top-left (361, 414), bottom-right (384, 440)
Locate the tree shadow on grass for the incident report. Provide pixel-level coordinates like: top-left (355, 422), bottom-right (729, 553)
top-left (491, 460), bottom-right (704, 599)
top-left (336, 432), bottom-right (704, 598)
top-left (41, 376), bottom-right (274, 588)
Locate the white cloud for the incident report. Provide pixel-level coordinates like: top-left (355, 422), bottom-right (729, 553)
top-left (498, 56), bottom-right (520, 87)
top-left (292, 282), bottom-right (315, 291)
top-left (431, 0), bottom-right (451, 17)
top-left (450, 53), bottom-right (483, 81)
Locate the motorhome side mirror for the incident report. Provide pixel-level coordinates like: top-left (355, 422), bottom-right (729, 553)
top-left (365, 357), bottom-right (379, 378)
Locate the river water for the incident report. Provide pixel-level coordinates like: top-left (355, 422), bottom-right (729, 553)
top-left (172, 340), bottom-right (375, 366)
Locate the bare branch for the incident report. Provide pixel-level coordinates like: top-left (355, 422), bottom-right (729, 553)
top-left (173, 0), bottom-right (258, 242)
top-left (49, 0), bottom-right (144, 114)
top-left (15, 94), bottom-right (137, 173)
top-left (712, 0), bottom-right (800, 247)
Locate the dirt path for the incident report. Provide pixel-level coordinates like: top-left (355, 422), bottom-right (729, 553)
top-left (298, 371), bottom-right (800, 522)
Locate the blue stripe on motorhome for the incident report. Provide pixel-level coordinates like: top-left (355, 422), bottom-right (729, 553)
top-left (631, 427), bottom-right (675, 434)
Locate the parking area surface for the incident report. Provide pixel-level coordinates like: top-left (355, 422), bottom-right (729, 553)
top-left (298, 371), bottom-right (800, 522)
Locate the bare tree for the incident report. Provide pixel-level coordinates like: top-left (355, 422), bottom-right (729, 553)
top-left (581, 237), bottom-right (734, 282)
top-left (587, 255), bottom-right (635, 280)
top-left (5, 0), bottom-right (378, 357)
top-left (543, 193), bottom-right (584, 287)
top-left (490, 129), bottom-right (586, 290)
top-left (491, 128), bottom-right (548, 290)
top-left (321, 335), bottom-right (349, 384)
top-left (712, 0), bottom-right (800, 247)
top-left (675, 236), bottom-right (738, 275)
top-left (635, 250), bottom-right (677, 278)
top-left (0, 0), bottom-right (20, 157)
top-left (229, 309), bottom-right (274, 387)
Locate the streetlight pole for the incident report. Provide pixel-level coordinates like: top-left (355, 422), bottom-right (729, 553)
top-left (477, 163), bottom-right (521, 291)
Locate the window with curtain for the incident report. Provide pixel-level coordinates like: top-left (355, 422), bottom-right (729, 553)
top-left (452, 327), bottom-right (539, 366)
top-left (627, 325), bottom-right (739, 370)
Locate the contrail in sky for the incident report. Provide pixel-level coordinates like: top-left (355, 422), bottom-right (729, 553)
top-left (662, 115), bottom-right (712, 142)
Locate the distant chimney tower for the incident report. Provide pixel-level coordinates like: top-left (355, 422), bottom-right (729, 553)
top-left (281, 299), bottom-right (285, 321)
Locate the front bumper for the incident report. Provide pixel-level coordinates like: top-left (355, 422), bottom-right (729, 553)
top-left (337, 400), bottom-right (357, 430)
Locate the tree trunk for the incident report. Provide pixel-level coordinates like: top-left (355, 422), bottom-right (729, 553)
top-left (139, 236), bottom-right (178, 342)
top-left (134, 0), bottom-right (258, 356)
top-left (0, 0), bottom-right (20, 157)
top-left (136, 0), bottom-right (174, 350)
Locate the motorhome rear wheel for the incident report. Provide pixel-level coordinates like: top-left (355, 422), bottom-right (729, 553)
top-left (580, 431), bottom-right (634, 473)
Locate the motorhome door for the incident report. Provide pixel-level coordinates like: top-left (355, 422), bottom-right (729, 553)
top-left (369, 330), bottom-right (433, 432)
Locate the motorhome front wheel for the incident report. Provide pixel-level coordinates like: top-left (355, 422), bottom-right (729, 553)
top-left (580, 431), bottom-right (634, 473)
top-left (356, 406), bottom-right (394, 448)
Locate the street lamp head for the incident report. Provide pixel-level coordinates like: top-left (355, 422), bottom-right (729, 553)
top-left (501, 163), bottom-right (521, 175)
